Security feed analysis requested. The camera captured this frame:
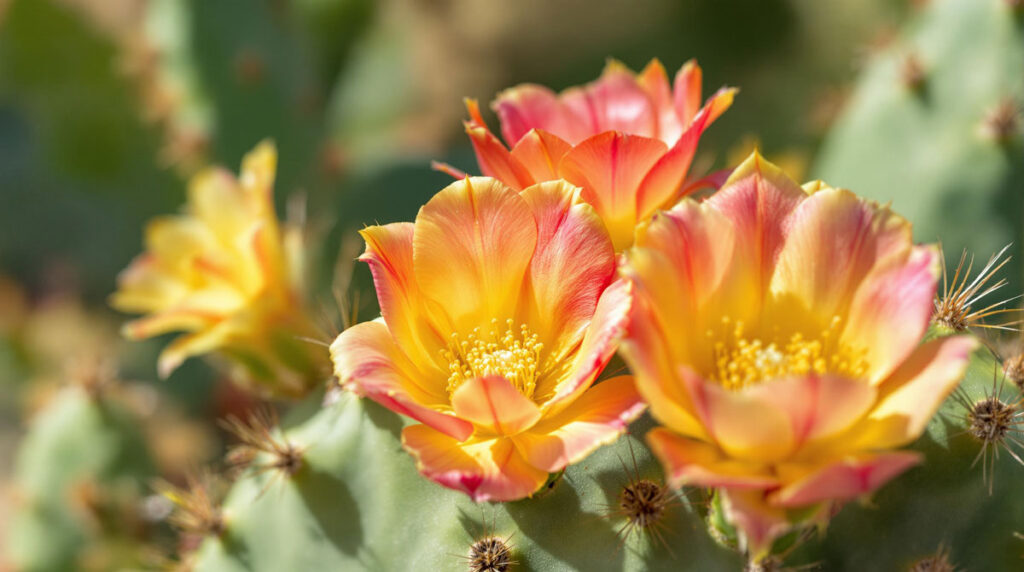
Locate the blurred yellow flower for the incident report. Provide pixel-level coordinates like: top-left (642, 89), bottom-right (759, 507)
top-left (111, 141), bottom-right (327, 397)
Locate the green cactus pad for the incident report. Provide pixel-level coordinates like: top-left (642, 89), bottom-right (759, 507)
top-left (193, 391), bottom-right (742, 571)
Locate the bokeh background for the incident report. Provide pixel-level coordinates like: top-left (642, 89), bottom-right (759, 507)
top-left (0, 0), bottom-right (1021, 567)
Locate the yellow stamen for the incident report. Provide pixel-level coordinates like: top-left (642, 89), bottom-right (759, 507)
top-left (710, 316), bottom-right (868, 390)
top-left (442, 319), bottom-right (543, 398)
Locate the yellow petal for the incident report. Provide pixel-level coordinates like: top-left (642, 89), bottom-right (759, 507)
top-left (331, 319), bottom-right (472, 441)
top-left (359, 222), bottom-right (447, 376)
top-left (451, 376), bottom-right (542, 437)
top-left (412, 177), bottom-right (537, 335)
top-left (646, 429), bottom-right (778, 489)
top-left (514, 376), bottom-right (645, 472)
top-left (706, 151), bottom-right (806, 313)
top-left (621, 292), bottom-right (709, 440)
top-left (518, 180), bottom-right (615, 369)
top-left (157, 322), bottom-right (234, 378)
top-left (769, 187), bottom-right (912, 326)
top-left (840, 245), bottom-right (940, 383)
top-left (538, 278), bottom-right (631, 414)
top-left (679, 366), bottom-right (796, 462)
top-left (846, 335), bottom-right (977, 449)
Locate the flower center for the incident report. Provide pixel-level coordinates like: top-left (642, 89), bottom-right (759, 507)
top-left (710, 317), bottom-right (868, 391)
top-left (442, 319), bottom-right (543, 398)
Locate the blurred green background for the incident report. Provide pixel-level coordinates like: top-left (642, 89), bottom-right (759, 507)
top-left (0, 0), bottom-right (1021, 567)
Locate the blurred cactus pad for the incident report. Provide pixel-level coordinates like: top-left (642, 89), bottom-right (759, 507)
top-left (2, 0), bottom-right (1024, 570)
top-left (8, 386), bottom-right (156, 571)
top-left (813, 0), bottom-right (1024, 282)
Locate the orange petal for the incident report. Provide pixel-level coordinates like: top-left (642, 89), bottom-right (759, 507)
top-left (672, 59), bottom-right (702, 127)
top-left (539, 278), bottom-right (631, 414)
top-left (451, 375), bottom-right (543, 436)
top-left (748, 375), bottom-right (876, 452)
top-left (519, 180), bottom-right (615, 363)
top-left (492, 85), bottom-right (581, 146)
top-left (560, 60), bottom-right (657, 142)
top-left (680, 367), bottom-right (796, 462)
top-left (359, 223), bottom-right (446, 375)
top-left (465, 123), bottom-right (536, 191)
top-left (630, 59), bottom-right (679, 145)
top-left (770, 452), bottom-right (921, 507)
top-left (558, 132), bottom-right (667, 251)
top-left (513, 376), bottom-right (645, 472)
top-left (637, 58), bottom-right (684, 145)
top-left (634, 86), bottom-right (735, 223)
top-left (840, 245), bottom-right (939, 383)
top-left (704, 151), bottom-right (806, 308)
top-left (509, 129), bottom-right (572, 182)
top-left (769, 188), bottom-right (912, 323)
top-left (402, 426), bottom-right (549, 502)
top-left (330, 320), bottom-right (472, 442)
top-left (431, 160), bottom-right (467, 180)
top-left (849, 335), bottom-right (977, 449)
top-left (646, 428), bottom-right (780, 490)
top-left (412, 177), bottom-right (537, 334)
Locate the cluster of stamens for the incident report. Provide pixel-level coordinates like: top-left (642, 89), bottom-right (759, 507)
top-left (710, 317), bottom-right (868, 390)
top-left (442, 319), bottom-right (543, 398)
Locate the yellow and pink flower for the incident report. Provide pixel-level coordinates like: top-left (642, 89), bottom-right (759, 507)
top-left (453, 59), bottom-right (735, 251)
top-left (619, 152), bottom-right (977, 556)
top-left (111, 141), bottom-right (327, 397)
top-left (330, 177), bottom-right (644, 501)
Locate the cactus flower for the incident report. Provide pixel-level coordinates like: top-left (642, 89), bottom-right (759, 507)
top-left (330, 177), bottom-right (645, 501)
top-left (456, 59), bottom-right (735, 251)
top-left (619, 152), bottom-right (977, 557)
top-left (111, 141), bottom-right (328, 397)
